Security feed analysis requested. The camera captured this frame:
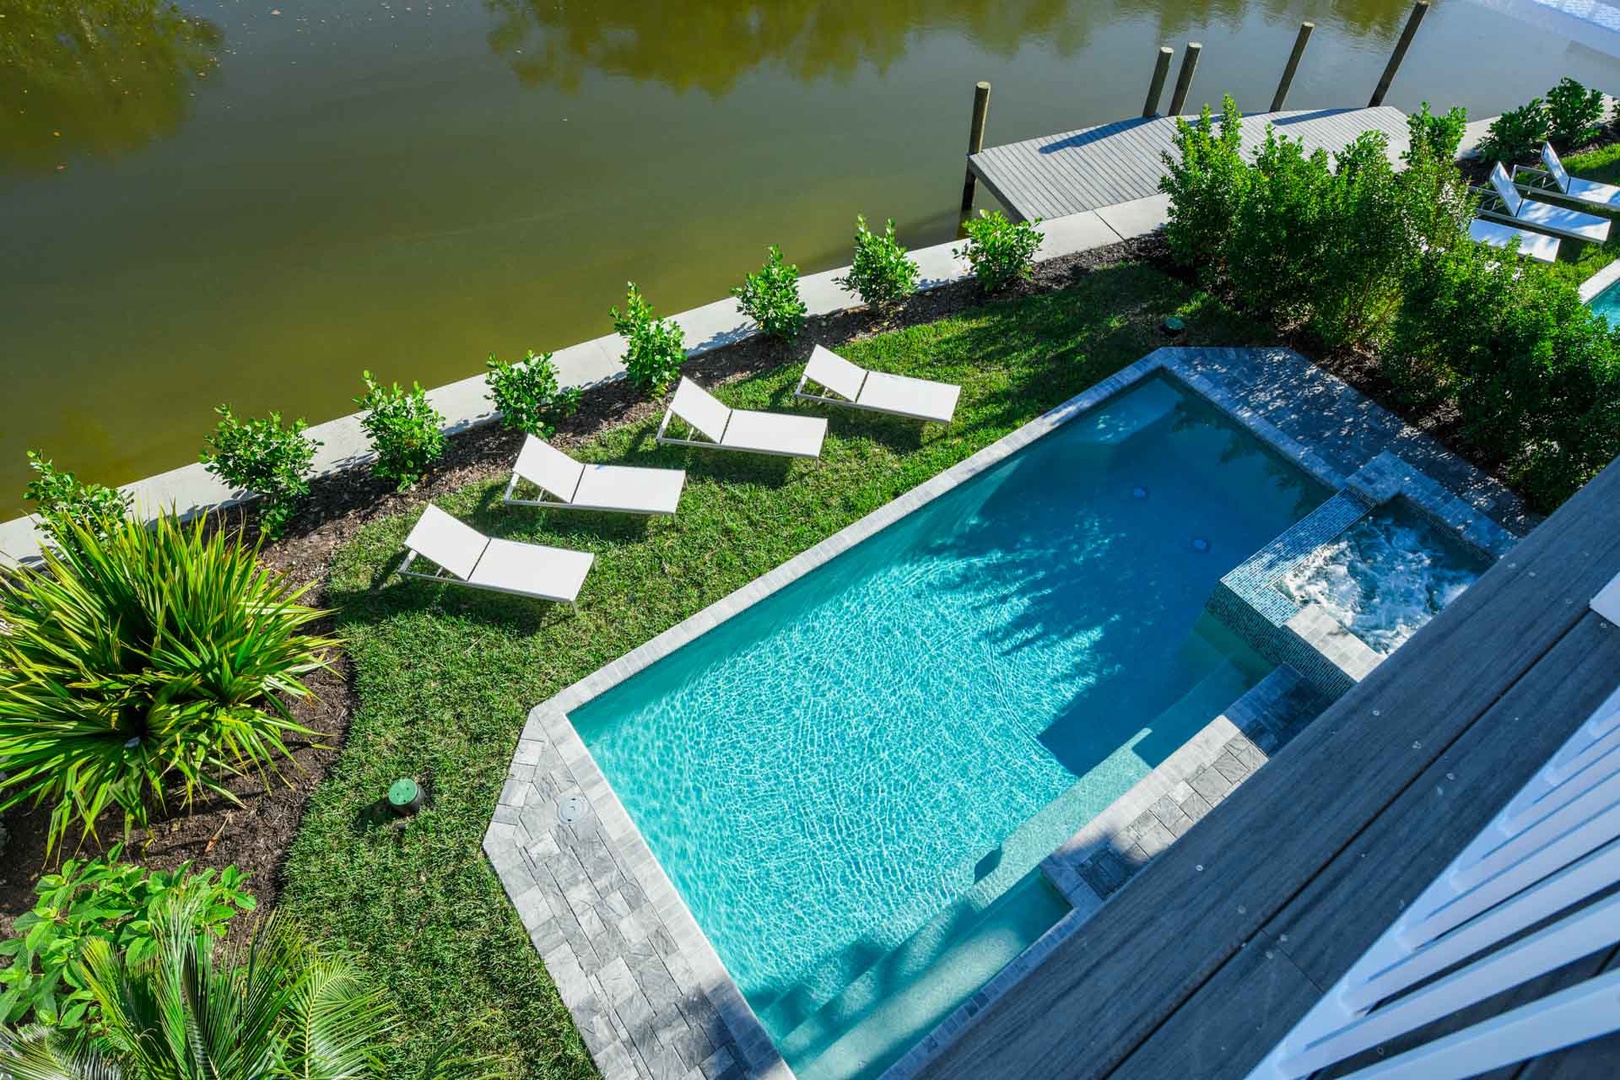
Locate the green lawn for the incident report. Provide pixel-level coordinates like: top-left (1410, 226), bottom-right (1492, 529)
top-left (276, 264), bottom-right (1271, 1077)
top-left (1545, 142), bottom-right (1620, 291)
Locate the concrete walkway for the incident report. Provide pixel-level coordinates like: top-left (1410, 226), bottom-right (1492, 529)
top-left (0, 195), bottom-right (1171, 567)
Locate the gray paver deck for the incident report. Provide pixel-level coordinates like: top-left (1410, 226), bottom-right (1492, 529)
top-left (968, 106), bottom-right (1411, 222)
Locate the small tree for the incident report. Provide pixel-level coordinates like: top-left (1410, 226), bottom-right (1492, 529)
top-left (1405, 101), bottom-right (1468, 164)
top-left (486, 350), bottom-right (580, 438)
top-left (23, 452), bottom-right (130, 551)
top-left (355, 372), bottom-right (445, 490)
top-left (1478, 101), bottom-right (1550, 164)
top-left (732, 246), bottom-right (808, 342)
top-left (1546, 76), bottom-right (1606, 149)
top-left (200, 406), bottom-right (320, 538)
top-left (1160, 96), bottom-right (1249, 279)
top-left (611, 283), bottom-right (686, 396)
top-left (837, 216), bottom-right (918, 308)
top-left (955, 210), bottom-right (1042, 293)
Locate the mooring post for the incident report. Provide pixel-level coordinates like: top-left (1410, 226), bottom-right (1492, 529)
top-left (959, 80), bottom-right (992, 226)
top-left (1369, 0), bottom-right (1429, 107)
top-left (1271, 22), bottom-right (1314, 112)
top-left (1166, 42), bottom-right (1202, 117)
top-left (1143, 46), bottom-right (1174, 118)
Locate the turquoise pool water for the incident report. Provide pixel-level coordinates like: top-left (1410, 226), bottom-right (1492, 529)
top-left (569, 375), bottom-right (1329, 1078)
top-left (1590, 279), bottom-right (1620, 325)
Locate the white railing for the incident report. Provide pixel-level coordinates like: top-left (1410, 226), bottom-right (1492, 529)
top-left (1248, 576), bottom-right (1620, 1080)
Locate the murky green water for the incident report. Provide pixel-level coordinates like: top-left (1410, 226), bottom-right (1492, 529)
top-left (1, 0), bottom-right (1612, 512)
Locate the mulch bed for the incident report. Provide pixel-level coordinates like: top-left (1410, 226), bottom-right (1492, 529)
top-left (0, 232), bottom-right (1163, 935)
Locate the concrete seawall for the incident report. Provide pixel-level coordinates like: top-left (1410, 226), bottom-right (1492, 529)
top-left (0, 196), bottom-right (1170, 565)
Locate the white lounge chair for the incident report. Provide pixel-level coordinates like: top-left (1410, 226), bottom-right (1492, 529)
top-left (656, 377), bottom-right (826, 459)
top-left (1477, 162), bottom-right (1610, 244)
top-left (1512, 143), bottom-right (1620, 211)
top-left (794, 345), bottom-right (960, 425)
top-left (502, 435), bottom-right (685, 515)
top-left (400, 504), bottom-right (593, 603)
top-left (1468, 218), bottom-right (1561, 263)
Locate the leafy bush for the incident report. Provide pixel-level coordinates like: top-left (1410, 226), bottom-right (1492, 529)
top-left (0, 892), bottom-right (483, 1080)
top-left (1161, 97), bottom-right (1249, 277)
top-left (732, 246), bottom-right (808, 342)
top-left (1406, 101), bottom-right (1468, 164)
top-left (1546, 76), bottom-right (1606, 149)
top-left (486, 350), bottom-right (580, 438)
top-left (200, 406), bottom-right (320, 539)
top-left (0, 848), bottom-right (254, 1030)
top-left (837, 216), bottom-right (919, 308)
top-left (611, 283), bottom-right (687, 396)
top-left (0, 512), bottom-right (333, 853)
top-left (356, 372), bottom-right (445, 490)
top-left (23, 452), bottom-right (129, 550)
top-left (955, 210), bottom-right (1043, 293)
top-left (1479, 100), bottom-right (1550, 164)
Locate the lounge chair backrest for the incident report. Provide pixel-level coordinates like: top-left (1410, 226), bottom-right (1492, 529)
top-left (1490, 162), bottom-right (1524, 217)
top-left (670, 378), bottom-right (731, 443)
top-left (404, 505), bottom-right (485, 580)
top-left (1542, 142), bottom-right (1572, 193)
top-left (805, 346), bottom-right (868, 402)
top-left (513, 435), bottom-right (584, 502)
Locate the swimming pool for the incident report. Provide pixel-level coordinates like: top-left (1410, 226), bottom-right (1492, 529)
top-left (569, 374), bottom-right (1329, 1078)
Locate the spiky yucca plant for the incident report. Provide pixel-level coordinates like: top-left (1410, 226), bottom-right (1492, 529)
top-left (0, 513), bottom-right (334, 854)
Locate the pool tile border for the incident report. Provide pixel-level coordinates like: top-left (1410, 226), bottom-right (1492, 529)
top-left (486, 346), bottom-right (1531, 1080)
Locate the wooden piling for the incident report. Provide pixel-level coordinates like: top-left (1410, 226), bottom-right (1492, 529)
top-left (1271, 22), bottom-right (1314, 112)
top-left (1369, 1), bottom-right (1429, 107)
top-left (959, 81), bottom-right (992, 225)
top-left (1166, 42), bottom-right (1202, 117)
top-left (1143, 46), bottom-right (1174, 118)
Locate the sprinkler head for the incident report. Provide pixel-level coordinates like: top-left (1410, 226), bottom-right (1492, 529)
top-left (1163, 315), bottom-right (1186, 337)
top-left (387, 777), bottom-right (423, 816)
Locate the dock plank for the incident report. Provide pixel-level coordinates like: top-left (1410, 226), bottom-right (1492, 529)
top-left (919, 457), bottom-right (1620, 1080)
top-left (968, 107), bottom-right (1411, 222)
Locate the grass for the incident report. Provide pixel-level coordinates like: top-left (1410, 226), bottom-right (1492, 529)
top-left (276, 263), bottom-right (1273, 1077)
top-left (1545, 142), bottom-right (1620, 291)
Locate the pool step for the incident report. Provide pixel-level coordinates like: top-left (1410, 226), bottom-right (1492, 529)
top-left (781, 871), bottom-right (1070, 1080)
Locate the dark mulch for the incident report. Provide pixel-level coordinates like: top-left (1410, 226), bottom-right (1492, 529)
top-left (0, 231), bottom-right (1163, 932)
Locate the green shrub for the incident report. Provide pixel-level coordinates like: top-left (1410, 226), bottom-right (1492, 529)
top-left (200, 406), bottom-right (320, 539)
top-left (0, 847), bottom-right (254, 1030)
top-left (1406, 101), bottom-right (1468, 164)
top-left (955, 210), bottom-right (1043, 293)
top-left (1161, 96), bottom-right (1249, 277)
top-left (23, 452), bottom-right (129, 550)
top-left (732, 246), bottom-right (808, 342)
top-left (1546, 76), bottom-right (1606, 149)
top-left (1479, 100), bottom-right (1550, 164)
top-left (0, 513), bottom-right (333, 854)
top-left (1224, 128), bottom-right (1336, 326)
top-left (486, 350), bottom-right (580, 438)
top-left (611, 283), bottom-right (687, 396)
top-left (837, 216), bottom-right (919, 308)
top-left (356, 372), bottom-right (445, 490)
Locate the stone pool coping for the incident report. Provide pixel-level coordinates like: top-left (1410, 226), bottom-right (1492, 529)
top-left (484, 345), bottom-right (1530, 1080)
top-left (1580, 257), bottom-right (1620, 303)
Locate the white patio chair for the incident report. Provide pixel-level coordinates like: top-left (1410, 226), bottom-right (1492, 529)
top-left (794, 345), bottom-right (960, 425)
top-left (1467, 218), bottom-right (1561, 263)
top-left (502, 435), bottom-right (685, 516)
top-left (400, 505), bottom-right (593, 603)
top-left (1512, 142), bottom-right (1620, 211)
top-left (656, 377), bottom-right (826, 459)
top-left (1477, 162), bottom-right (1610, 243)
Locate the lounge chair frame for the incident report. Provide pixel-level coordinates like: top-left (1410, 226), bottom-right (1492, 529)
top-left (655, 378), bottom-right (825, 459)
top-left (499, 436), bottom-right (684, 515)
top-left (793, 346), bottom-right (960, 425)
top-left (399, 505), bottom-right (592, 605)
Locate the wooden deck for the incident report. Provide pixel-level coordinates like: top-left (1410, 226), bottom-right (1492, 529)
top-left (919, 456), bottom-right (1620, 1079)
top-left (968, 106), bottom-right (1411, 222)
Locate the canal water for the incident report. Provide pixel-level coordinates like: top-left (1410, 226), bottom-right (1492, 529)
top-left (1, 0), bottom-right (1613, 513)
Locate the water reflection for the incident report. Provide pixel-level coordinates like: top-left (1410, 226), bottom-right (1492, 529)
top-left (483, 0), bottom-right (1412, 95)
top-left (0, 0), bottom-right (222, 173)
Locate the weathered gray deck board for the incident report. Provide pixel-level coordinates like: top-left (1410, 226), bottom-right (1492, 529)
top-left (919, 457), bottom-right (1620, 1080)
top-left (969, 106), bottom-right (1412, 222)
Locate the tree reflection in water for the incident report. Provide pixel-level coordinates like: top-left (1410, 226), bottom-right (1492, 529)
top-left (0, 0), bottom-right (222, 173)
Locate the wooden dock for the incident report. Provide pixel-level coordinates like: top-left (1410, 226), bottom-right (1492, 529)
top-left (919, 457), bottom-right (1620, 1078)
top-left (967, 106), bottom-right (1411, 222)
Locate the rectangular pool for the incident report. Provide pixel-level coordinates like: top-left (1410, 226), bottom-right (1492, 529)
top-left (569, 374), bottom-right (1329, 1078)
